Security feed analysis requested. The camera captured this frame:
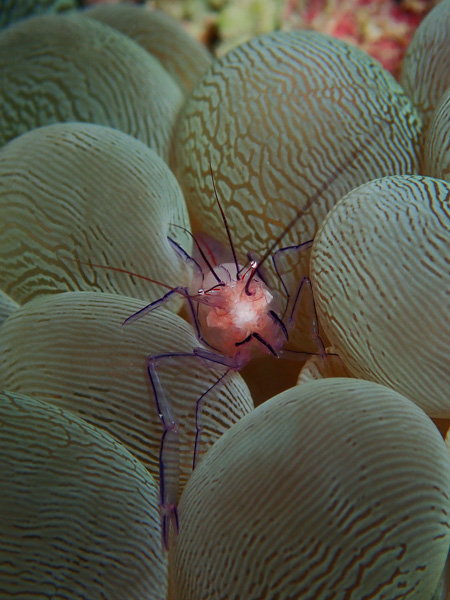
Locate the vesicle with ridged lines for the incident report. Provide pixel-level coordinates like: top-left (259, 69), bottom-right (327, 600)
top-left (0, 291), bottom-right (253, 494)
top-left (171, 31), bottom-right (421, 349)
top-left (310, 175), bottom-right (450, 417)
top-left (0, 0), bottom-right (78, 28)
top-left (401, 0), bottom-right (450, 134)
top-left (297, 347), bottom-right (352, 384)
top-left (172, 379), bottom-right (450, 600)
top-left (0, 390), bottom-right (167, 599)
top-left (0, 122), bottom-right (191, 306)
top-left (424, 86), bottom-right (450, 183)
top-left (0, 13), bottom-right (183, 157)
top-left (83, 5), bottom-right (212, 97)
top-left (172, 30), bottom-right (420, 257)
top-left (0, 0), bottom-right (76, 29)
top-left (0, 289), bottom-right (18, 327)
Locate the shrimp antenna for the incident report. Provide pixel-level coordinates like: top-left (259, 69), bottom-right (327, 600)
top-left (209, 162), bottom-right (241, 280)
top-left (244, 128), bottom-right (382, 295)
top-left (244, 172), bottom-right (336, 294)
top-left (171, 223), bottom-right (222, 284)
top-left (65, 256), bottom-right (179, 293)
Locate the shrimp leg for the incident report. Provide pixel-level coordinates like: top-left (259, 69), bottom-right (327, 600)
top-left (272, 240), bottom-right (313, 323)
top-left (147, 350), bottom-right (237, 549)
top-left (193, 368), bottom-right (230, 469)
top-left (273, 242), bottom-right (326, 357)
top-left (147, 353), bottom-right (182, 550)
top-left (289, 276), bottom-right (326, 357)
top-left (123, 287), bottom-right (189, 327)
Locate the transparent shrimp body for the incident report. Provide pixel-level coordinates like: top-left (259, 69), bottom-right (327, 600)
top-left (118, 183), bottom-right (326, 549)
top-left (196, 261), bottom-right (287, 365)
top-left (116, 223), bottom-right (325, 549)
top-left (137, 240), bottom-right (315, 548)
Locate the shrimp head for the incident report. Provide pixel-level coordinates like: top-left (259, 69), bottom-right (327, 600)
top-left (196, 261), bottom-right (286, 363)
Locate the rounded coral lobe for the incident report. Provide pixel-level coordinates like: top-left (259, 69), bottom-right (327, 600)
top-left (172, 29), bottom-right (421, 257)
top-left (0, 122), bottom-right (192, 306)
top-left (173, 378), bottom-right (450, 599)
top-left (0, 13), bottom-right (183, 156)
top-left (171, 29), bottom-right (421, 352)
top-left (311, 174), bottom-right (450, 417)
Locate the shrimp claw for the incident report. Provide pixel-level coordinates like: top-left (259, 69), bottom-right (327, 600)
top-left (123, 287), bottom-right (189, 327)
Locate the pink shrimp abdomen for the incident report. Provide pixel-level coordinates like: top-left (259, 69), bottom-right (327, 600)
top-left (197, 263), bottom-right (286, 363)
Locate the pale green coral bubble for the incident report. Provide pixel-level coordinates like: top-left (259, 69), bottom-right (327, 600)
top-left (0, 122), bottom-right (191, 307)
top-left (0, 389), bottom-right (167, 599)
top-left (0, 13), bottom-right (184, 157)
top-left (311, 175), bottom-right (450, 416)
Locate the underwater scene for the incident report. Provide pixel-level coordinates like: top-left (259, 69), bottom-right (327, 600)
top-left (0, 0), bottom-right (449, 598)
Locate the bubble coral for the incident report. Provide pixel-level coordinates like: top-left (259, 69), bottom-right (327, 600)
top-left (0, 14), bottom-right (183, 157)
top-left (310, 175), bottom-right (450, 417)
top-left (0, 122), bottom-right (191, 306)
top-left (0, 4), bottom-right (448, 597)
top-left (172, 379), bottom-right (450, 599)
top-left (424, 86), bottom-right (450, 183)
top-left (171, 29), bottom-right (421, 254)
top-left (0, 291), bottom-right (253, 495)
top-left (401, 0), bottom-right (450, 134)
top-left (0, 289), bottom-right (18, 327)
top-left (83, 4), bottom-right (212, 97)
top-left (297, 346), bottom-right (352, 383)
top-left (0, 0), bottom-right (76, 29)
top-left (0, 389), bottom-right (167, 599)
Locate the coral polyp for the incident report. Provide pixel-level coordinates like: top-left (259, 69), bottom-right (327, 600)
top-left (0, 3), bottom-right (449, 598)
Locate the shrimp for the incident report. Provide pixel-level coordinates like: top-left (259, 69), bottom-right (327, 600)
top-left (114, 163), bottom-right (333, 550)
top-left (83, 125), bottom-right (383, 548)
